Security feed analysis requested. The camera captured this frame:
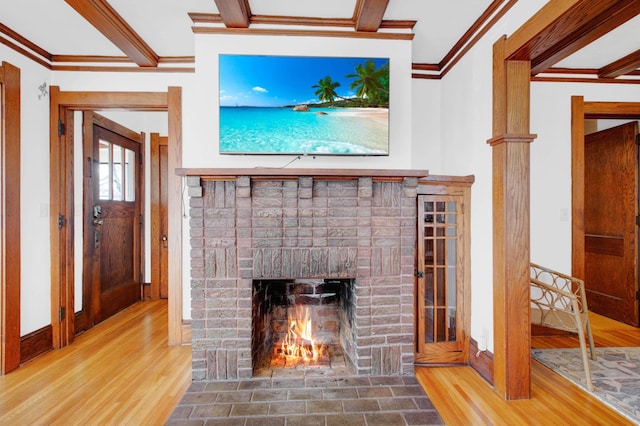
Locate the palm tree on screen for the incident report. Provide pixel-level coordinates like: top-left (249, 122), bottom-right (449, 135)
top-left (312, 76), bottom-right (341, 103)
top-left (347, 59), bottom-right (389, 106)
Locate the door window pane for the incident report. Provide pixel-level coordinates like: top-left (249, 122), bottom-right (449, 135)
top-left (113, 144), bottom-right (123, 201)
top-left (125, 149), bottom-right (135, 201)
top-left (98, 140), bottom-right (136, 202)
top-left (99, 141), bottom-right (111, 200)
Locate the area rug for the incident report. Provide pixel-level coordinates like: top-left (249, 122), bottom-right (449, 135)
top-left (532, 347), bottom-right (640, 424)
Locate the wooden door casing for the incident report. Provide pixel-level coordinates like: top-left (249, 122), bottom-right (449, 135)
top-left (0, 61), bottom-right (21, 374)
top-left (50, 88), bottom-right (184, 349)
top-left (584, 121), bottom-right (639, 326)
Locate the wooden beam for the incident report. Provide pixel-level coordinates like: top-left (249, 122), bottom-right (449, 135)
top-left (504, 0), bottom-right (640, 75)
top-left (354, 0), bottom-right (390, 32)
top-left (599, 48), bottom-right (640, 79)
top-left (64, 0), bottom-right (158, 67)
top-left (213, 0), bottom-right (251, 28)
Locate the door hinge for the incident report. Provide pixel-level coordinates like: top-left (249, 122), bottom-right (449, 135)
top-left (636, 290), bottom-right (640, 301)
top-left (58, 119), bottom-right (65, 136)
top-left (636, 215), bottom-right (640, 226)
top-left (58, 214), bottom-right (66, 229)
top-left (414, 269), bottom-right (424, 278)
top-left (59, 306), bottom-right (66, 323)
top-left (636, 134), bottom-right (640, 145)
top-left (139, 152), bottom-right (143, 164)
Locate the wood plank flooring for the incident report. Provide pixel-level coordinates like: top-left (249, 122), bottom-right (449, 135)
top-left (1, 302), bottom-right (638, 425)
top-left (417, 312), bottom-right (640, 425)
top-left (0, 300), bottom-right (191, 425)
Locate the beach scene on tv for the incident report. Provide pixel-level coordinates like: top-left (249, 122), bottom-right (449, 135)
top-left (219, 54), bottom-right (390, 155)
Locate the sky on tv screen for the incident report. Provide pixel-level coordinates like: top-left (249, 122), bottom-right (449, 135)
top-left (219, 54), bottom-right (389, 108)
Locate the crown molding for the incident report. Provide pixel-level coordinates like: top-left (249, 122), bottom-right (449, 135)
top-left (192, 26), bottom-right (413, 41)
top-left (411, 0), bottom-right (516, 80)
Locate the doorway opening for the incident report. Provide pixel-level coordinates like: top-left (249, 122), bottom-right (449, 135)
top-left (49, 88), bottom-right (184, 349)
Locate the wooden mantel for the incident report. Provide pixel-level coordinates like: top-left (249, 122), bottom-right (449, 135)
top-left (176, 168), bottom-right (429, 179)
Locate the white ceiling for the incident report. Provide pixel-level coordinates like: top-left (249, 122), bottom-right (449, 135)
top-left (0, 1), bottom-right (638, 73)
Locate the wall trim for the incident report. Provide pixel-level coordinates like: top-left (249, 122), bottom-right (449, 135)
top-left (469, 337), bottom-right (494, 385)
top-left (20, 325), bottom-right (53, 365)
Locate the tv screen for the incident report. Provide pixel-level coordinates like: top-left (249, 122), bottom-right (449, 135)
top-left (219, 54), bottom-right (390, 156)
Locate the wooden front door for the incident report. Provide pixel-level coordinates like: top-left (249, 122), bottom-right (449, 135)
top-left (415, 194), bottom-right (468, 364)
top-left (151, 134), bottom-right (169, 299)
top-left (81, 113), bottom-right (142, 328)
top-left (584, 121), bottom-right (639, 326)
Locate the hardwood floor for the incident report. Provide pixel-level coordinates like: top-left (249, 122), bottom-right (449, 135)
top-left (417, 312), bottom-right (640, 425)
top-left (0, 300), bottom-right (191, 425)
top-left (1, 302), bottom-right (638, 425)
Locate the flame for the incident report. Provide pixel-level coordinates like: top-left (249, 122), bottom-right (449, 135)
top-left (280, 305), bottom-right (318, 362)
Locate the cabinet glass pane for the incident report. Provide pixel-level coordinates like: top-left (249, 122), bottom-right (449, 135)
top-left (420, 198), bottom-right (460, 345)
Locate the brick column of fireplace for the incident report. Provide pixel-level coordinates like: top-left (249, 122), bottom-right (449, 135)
top-left (187, 175), bottom-right (418, 381)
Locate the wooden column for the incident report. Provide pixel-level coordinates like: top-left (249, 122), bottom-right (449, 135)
top-left (489, 36), bottom-right (536, 400)
top-left (167, 86), bottom-right (184, 345)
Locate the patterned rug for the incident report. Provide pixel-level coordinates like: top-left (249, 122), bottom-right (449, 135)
top-left (532, 347), bottom-right (640, 424)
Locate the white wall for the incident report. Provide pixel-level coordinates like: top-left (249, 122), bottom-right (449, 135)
top-left (411, 79), bottom-right (441, 170)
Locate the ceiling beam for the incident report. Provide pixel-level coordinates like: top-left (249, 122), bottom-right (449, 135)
top-left (599, 48), bottom-right (640, 78)
top-left (504, 0), bottom-right (640, 75)
top-left (214, 0), bottom-right (251, 28)
top-left (64, 0), bottom-right (158, 67)
top-left (354, 0), bottom-right (390, 32)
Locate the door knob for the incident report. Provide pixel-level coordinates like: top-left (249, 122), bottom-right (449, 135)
top-left (93, 218), bottom-right (104, 226)
top-left (162, 234), bottom-right (168, 248)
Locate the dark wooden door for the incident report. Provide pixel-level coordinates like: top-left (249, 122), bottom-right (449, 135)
top-left (584, 121), bottom-right (639, 326)
top-left (81, 113), bottom-right (142, 328)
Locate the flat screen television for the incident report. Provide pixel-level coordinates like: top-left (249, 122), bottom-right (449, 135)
top-left (219, 54), bottom-right (390, 156)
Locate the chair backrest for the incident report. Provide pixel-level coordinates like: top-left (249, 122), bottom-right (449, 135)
top-left (530, 262), bottom-right (589, 315)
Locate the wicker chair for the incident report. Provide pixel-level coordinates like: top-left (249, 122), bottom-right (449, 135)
top-left (530, 262), bottom-right (597, 391)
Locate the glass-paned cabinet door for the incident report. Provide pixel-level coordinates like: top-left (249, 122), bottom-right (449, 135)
top-left (416, 194), bottom-right (467, 364)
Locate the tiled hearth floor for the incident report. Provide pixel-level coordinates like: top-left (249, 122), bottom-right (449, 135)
top-left (167, 368), bottom-right (444, 426)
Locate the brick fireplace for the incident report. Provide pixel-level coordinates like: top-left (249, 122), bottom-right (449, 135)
top-left (183, 169), bottom-right (427, 381)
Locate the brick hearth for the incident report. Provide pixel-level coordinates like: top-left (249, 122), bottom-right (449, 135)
top-left (186, 173), bottom-right (420, 381)
top-left (168, 372), bottom-right (444, 425)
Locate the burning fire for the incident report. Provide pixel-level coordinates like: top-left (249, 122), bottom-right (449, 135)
top-left (280, 306), bottom-right (318, 362)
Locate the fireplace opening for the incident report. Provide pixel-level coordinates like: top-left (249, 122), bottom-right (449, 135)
top-left (252, 278), bottom-right (356, 375)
